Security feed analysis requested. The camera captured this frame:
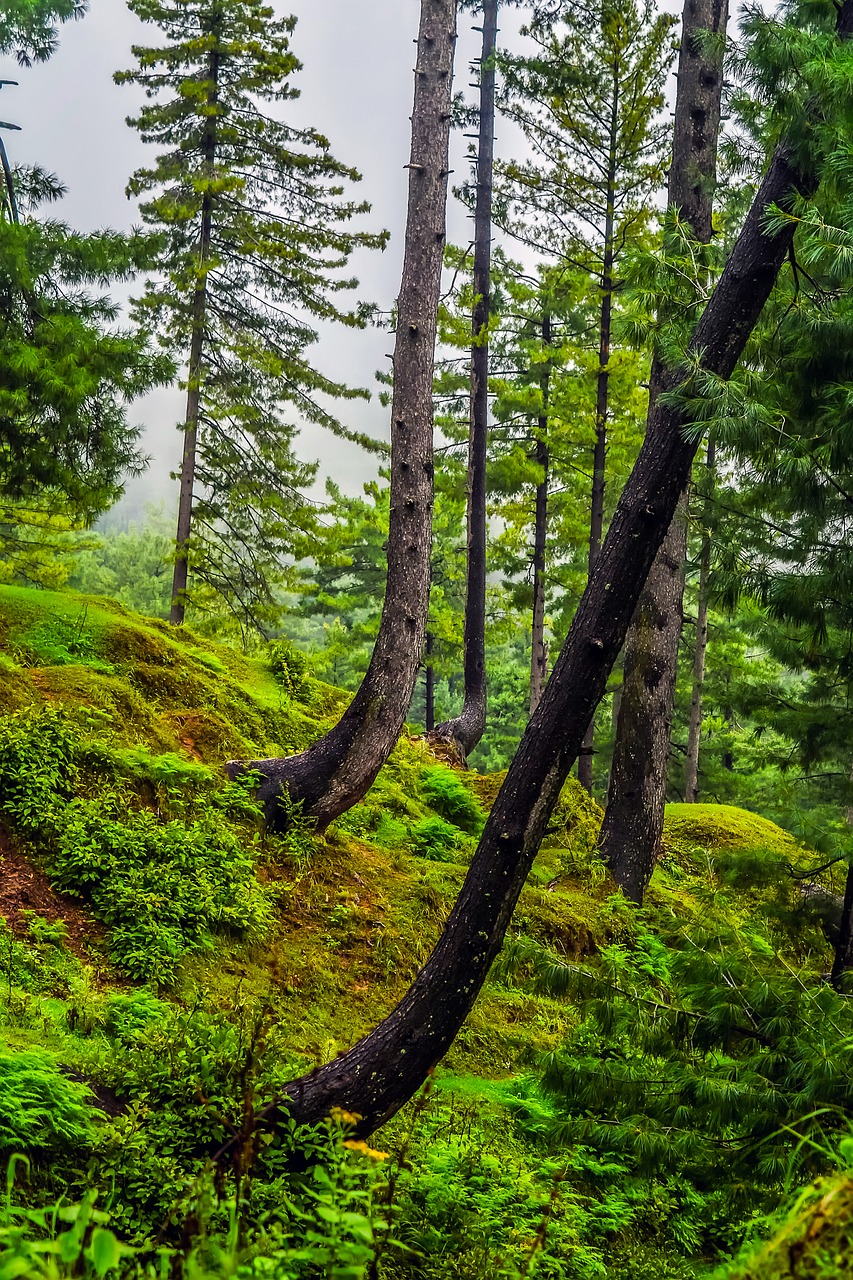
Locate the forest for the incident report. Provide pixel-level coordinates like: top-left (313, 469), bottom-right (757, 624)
top-left (5, 0), bottom-right (853, 1274)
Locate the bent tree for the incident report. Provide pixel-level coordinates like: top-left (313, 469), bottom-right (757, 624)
top-left (227, 0), bottom-right (458, 829)
top-left (432, 0), bottom-right (498, 759)
top-left (255, 0), bottom-right (853, 1133)
top-left (599, 0), bottom-right (729, 904)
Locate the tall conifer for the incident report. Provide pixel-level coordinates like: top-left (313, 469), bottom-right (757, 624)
top-left (118, 0), bottom-right (387, 629)
top-left (498, 0), bottom-right (676, 789)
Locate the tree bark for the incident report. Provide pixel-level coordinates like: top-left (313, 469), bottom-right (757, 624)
top-left (432, 0), bottom-right (497, 759)
top-left (601, 494), bottom-right (688, 901)
top-left (577, 76), bottom-right (619, 794)
top-left (170, 34), bottom-right (219, 627)
top-left (529, 311), bottom-right (551, 717)
top-left (253, 68), bottom-right (842, 1132)
top-left (224, 0), bottom-right (458, 830)
top-left (831, 764), bottom-right (853, 988)
top-left (599, 0), bottom-right (728, 899)
top-left (684, 437), bottom-right (715, 802)
top-left (425, 630), bottom-right (436, 733)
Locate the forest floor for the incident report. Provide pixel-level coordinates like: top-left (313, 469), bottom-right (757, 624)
top-left (0, 583), bottom-right (847, 1278)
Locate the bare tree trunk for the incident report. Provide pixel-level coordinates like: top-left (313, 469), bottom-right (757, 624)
top-left (684, 438), bottom-right (716, 801)
top-left (577, 79), bottom-right (619, 794)
top-left (224, 0), bottom-right (458, 830)
top-left (599, 0), bottom-right (728, 900)
top-left (831, 763), bottom-right (853, 988)
top-left (529, 312), bottom-right (551, 716)
top-left (425, 630), bottom-right (436, 733)
top-left (251, 55), bottom-right (844, 1130)
top-left (433, 0), bottom-right (497, 759)
top-left (170, 37), bottom-right (219, 627)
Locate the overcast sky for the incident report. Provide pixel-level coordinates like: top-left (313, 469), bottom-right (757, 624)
top-left (3, 0), bottom-right (684, 524)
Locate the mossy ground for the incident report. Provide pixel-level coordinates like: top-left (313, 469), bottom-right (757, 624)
top-left (0, 585), bottom-right (838, 1277)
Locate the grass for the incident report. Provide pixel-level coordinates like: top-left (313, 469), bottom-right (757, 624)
top-left (0, 585), bottom-right (839, 1263)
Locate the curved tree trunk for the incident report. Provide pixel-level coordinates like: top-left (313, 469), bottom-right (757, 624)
top-left (433, 0), bottom-right (498, 759)
top-left (170, 35), bottom-right (219, 627)
top-left (225, 0), bottom-right (458, 830)
top-left (684, 437), bottom-right (715, 801)
top-left (249, 91), bottom-right (839, 1134)
top-left (599, 0), bottom-right (728, 901)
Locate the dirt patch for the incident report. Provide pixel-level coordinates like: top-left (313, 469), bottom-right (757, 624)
top-left (0, 840), bottom-right (102, 961)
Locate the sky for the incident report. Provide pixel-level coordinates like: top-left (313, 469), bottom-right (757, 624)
top-left (3, 0), bottom-right (505, 522)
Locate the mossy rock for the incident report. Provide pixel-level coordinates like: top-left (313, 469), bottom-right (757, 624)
top-left (662, 803), bottom-right (799, 862)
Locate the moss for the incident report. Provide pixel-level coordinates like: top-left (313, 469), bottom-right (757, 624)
top-left (721, 1172), bottom-right (853, 1278)
top-left (662, 803), bottom-right (799, 859)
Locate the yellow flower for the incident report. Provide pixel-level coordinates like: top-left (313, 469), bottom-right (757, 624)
top-left (343, 1139), bottom-right (389, 1161)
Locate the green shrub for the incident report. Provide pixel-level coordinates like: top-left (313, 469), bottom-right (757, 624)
top-left (50, 796), bottom-right (273, 982)
top-left (0, 707), bottom-right (78, 832)
top-left (420, 765), bottom-right (484, 834)
top-left (410, 815), bottom-right (468, 862)
top-left (267, 638), bottom-right (308, 697)
top-left (0, 1052), bottom-right (92, 1154)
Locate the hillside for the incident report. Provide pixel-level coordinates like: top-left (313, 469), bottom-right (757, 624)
top-left (0, 586), bottom-right (848, 1279)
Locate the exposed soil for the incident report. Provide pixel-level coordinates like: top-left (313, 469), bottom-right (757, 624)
top-left (0, 837), bottom-right (102, 961)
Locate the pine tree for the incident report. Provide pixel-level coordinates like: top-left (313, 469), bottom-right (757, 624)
top-left (0, 0), bottom-right (83, 64)
top-left (498, 0), bottom-right (676, 790)
top-left (117, 0), bottom-right (387, 630)
top-left (0, 148), bottom-right (170, 578)
top-left (431, 0), bottom-right (498, 760)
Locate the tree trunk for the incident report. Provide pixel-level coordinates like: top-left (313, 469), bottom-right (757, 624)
top-left (170, 37), bottom-right (219, 627)
top-left (432, 0), bottom-right (497, 758)
top-left (252, 64), bottom-right (842, 1132)
top-left (529, 311), bottom-right (551, 717)
top-left (601, 494), bottom-right (688, 901)
top-left (425, 630), bottom-right (435, 733)
top-left (831, 764), bottom-right (853, 988)
top-left (224, 0), bottom-right (458, 830)
top-left (684, 437), bottom-right (715, 802)
top-left (599, 0), bottom-right (728, 899)
top-left (832, 862), bottom-right (853, 989)
top-left (577, 77), bottom-right (619, 794)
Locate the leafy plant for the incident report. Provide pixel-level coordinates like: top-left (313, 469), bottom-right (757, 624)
top-left (0, 706), bottom-right (78, 832)
top-left (51, 796), bottom-right (273, 982)
top-left (409, 815), bottom-right (469, 862)
top-left (0, 1054), bottom-right (92, 1155)
top-left (420, 766), bottom-right (484, 834)
top-left (268, 639), bottom-right (309, 699)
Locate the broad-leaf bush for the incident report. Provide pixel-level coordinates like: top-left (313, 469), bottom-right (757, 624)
top-left (52, 797), bottom-right (272, 981)
top-left (0, 708), bottom-right (272, 982)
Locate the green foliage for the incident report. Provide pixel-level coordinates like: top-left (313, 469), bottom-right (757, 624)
top-left (267, 638), bottom-right (308, 698)
top-left (52, 796), bottom-right (272, 981)
top-left (0, 161), bottom-right (171, 550)
top-left (0, 705), bottom-right (270, 981)
top-left (0, 1055), bottom-right (91, 1154)
top-left (409, 815), bottom-right (468, 863)
top-left (0, 705), bottom-right (77, 830)
top-left (419, 766), bottom-right (484, 835)
top-left (0, 0), bottom-right (84, 64)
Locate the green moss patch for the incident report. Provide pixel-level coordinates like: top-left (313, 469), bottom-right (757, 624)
top-left (663, 802), bottom-right (800, 862)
